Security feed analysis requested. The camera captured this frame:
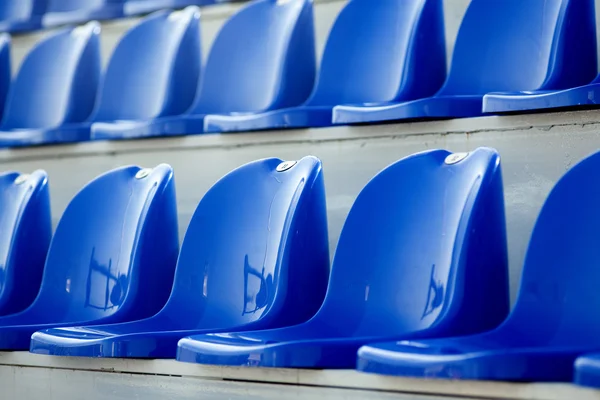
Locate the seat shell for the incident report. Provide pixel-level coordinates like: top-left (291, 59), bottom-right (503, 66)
top-left (30, 156), bottom-right (330, 359)
top-left (0, 164), bottom-right (179, 350)
top-left (334, 0), bottom-right (596, 123)
top-left (175, 147), bottom-right (510, 368)
top-left (357, 150), bottom-right (600, 382)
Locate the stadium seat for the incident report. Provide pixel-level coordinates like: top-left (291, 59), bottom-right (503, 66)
top-left (0, 0), bottom-right (47, 33)
top-left (0, 164), bottom-right (179, 350)
top-left (484, 74), bottom-right (600, 114)
top-left (575, 354), bottom-right (600, 388)
top-left (356, 150), bottom-right (600, 382)
top-left (89, 7), bottom-right (201, 141)
top-left (203, 0), bottom-right (445, 132)
top-left (175, 147), bottom-right (510, 368)
top-left (160, 0), bottom-right (316, 136)
top-left (0, 170), bottom-right (51, 317)
top-left (30, 156), bottom-right (330, 358)
top-left (123, 0), bottom-right (214, 16)
top-left (482, 1), bottom-right (597, 113)
top-left (43, 0), bottom-right (125, 28)
top-left (334, 0), bottom-right (595, 124)
top-left (0, 34), bottom-right (11, 122)
top-left (0, 22), bottom-right (101, 148)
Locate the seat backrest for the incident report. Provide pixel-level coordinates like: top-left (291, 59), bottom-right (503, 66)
top-left (1, 22), bottom-right (101, 130)
top-left (24, 164), bottom-right (179, 325)
top-left (306, 0), bottom-right (445, 107)
top-left (438, 0), bottom-right (596, 96)
top-left (160, 156), bottom-right (330, 330)
top-left (92, 7), bottom-right (201, 122)
top-left (0, 170), bottom-right (51, 316)
top-left (507, 151), bottom-right (600, 345)
top-left (313, 148), bottom-right (509, 336)
top-left (0, 34), bottom-right (11, 122)
top-left (46, 0), bottom-right (107, 13)
top-left (0, 0), bottom-right (47, 22)
top-left (190, 0), bottom-right (315, 115)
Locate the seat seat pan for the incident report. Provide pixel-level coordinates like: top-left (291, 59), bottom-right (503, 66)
top-left (124, 1), bottom-right (212, 16)
top-left (31, 323), bottom-right (199, 358)
top-left (91, 119), bottom-right (170, 140)
top-left (162, 114), bottom-right (207, 136)
top-left (0, 124), bottom-right (91, 147)
top-left (0, 17), bottom-right (42, 33)
top-left (176, 321), bottom-right (440, 368)
top-left (483, 84), bottom-right (600, 113)
top-left (31, 317), bottom-right (302, 359)
top-left (357, 334), bottom-right (599, 381)
top-left (575, 353), bottom-right (600, 388)
top-left (332, 95), bottom-right (484, 125)
top-left (203, 105), bottom-right (334, 133)
top-left (42, 5), bottom-right (124, 28)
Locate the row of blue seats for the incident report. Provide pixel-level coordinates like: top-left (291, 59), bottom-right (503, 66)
top-left (0, 0), bottom-right (597, 148)
top-left (0, 145), bottom-right (600, 386)
top-left (0, 0), bottom-right (234, 33)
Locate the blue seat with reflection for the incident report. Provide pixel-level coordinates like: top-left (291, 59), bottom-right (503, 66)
top-left (357, 150), bottom-right (600, 382)
top-left (89, 7), bottom-right (201, 141)
top-left (0, 23), bottom-right (101, 148)
top-left (161, 0), bottom-right (316, 136)
top-left (0, 164), bottom-right (179, 350)
top-left (0, 0), bottom-right (47, 33)
top-left (30, 156), bottom-right (330, 359)
top-left (203, 0), bottom-right (445, 132)
top-left (334, 0), bottom-right (595, 124)
top-left (0, 170), bottom-right (51, 317)
top-left (174, 147), bottom-right (510, 368)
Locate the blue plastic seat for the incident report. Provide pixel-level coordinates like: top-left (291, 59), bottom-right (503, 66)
top-left (174, 147), bottom-right (509, 369)
top-left (88, 7), bottom-right (201, 141)
top-left (484, 74), bottom-right (600, 114)
top-left (356, 150), bottom-right (600, 382)
top-left (203, 0), bottom-right (445, 133)
top-left (0, 22), bottom-right (101, 148)
top-left (575, 354), bottom-right (600, 388)
top-left (0, 170), bottom-right (51, 317)
top-left (123, 1), bottom-right (213, 16)
top-left (158, 0), bottom-right (316, 137)
top-left (42, 0), bottom-right (125, 28)
top-left (334, 0), bottom-right (595, 124)
top-left (0, 164), bottom-right (179, 350)
top-left (29, 156), bottom-right (330, 358)
top-left (0, 34), bottom-right (11, 122)
top-left (0, 0), bottom-right (47, 33)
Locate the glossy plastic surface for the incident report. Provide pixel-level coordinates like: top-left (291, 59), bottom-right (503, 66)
top-left (0, 23), bottom-right (101, 147)
top-left (43, 0), bottom-right (125, 28)
top-left (203, 0), bottom-right (445, 133)
top-left (575, 354), bottom-right (600, 388)
top-left (0, 0), bottom-right (47, 33)
top-left (482, 0), bottom-right (597, 113)
top-left (90, 7), bottom-right (201, 141)
top-left (356, 150), bottom-right (600, 382)
top-left (30, 156), bottom-right (330, 358)
top-left (484, 75), bottom-right (600, 113)
top-left (334, 0), bottom-right (594, 124)
top-left (123, 0), bottom-right (213, 16)
top-left (175, 147), bottom-right (510, 369)
top-left (0, 164), bottom-right (179, 350)
top-left (162, 0), bottom-right (316, 136)
top-left (0, 34), bottom-right (11, 122)
top-left (0, 170), bottom-right (51, 316)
